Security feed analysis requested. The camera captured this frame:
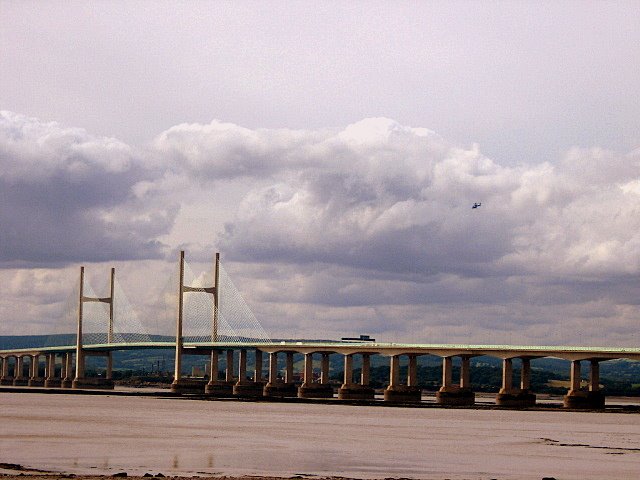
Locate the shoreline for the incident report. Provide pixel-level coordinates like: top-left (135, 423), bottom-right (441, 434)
top-left (1, 386), bottom-right (639, 413)
top-left (0, 465), bottom-right (437, 480)
top-left (0, 470), bottom-right (384, 480)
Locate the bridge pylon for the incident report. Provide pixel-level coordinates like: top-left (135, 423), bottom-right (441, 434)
top-left (171, 250), bottom-right (220, 394)
top-left (71, 266), bottom-right (115, 390)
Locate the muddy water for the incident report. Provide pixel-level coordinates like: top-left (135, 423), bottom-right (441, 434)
top-left (1, 392), bottom-right (639, 479)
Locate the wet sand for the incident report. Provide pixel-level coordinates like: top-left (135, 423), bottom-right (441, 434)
top-left (0, 471), bottom-right (410, 480)
top-left (1, 392), bottom-right (639, 479)
top-left (0, 474), bottom-right (363, 480)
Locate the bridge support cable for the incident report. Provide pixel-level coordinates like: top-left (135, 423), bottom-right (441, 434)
top-left (216, 263), bottom-right (271, 344)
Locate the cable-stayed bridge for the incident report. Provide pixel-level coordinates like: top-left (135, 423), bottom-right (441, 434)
top-left (1, 251), bottom-right (639, 409)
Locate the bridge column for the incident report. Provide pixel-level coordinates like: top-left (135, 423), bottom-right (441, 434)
top-left (496, 357), bottom-right (536, 407)
top-left (264, 351), bottom-right (297, 397)
top-left (589, 360), bottom-right (600, 392)
top-left (170, 252), bottom-right (186, 393)
top-left (0, 356), bottom-right (11, 385)
top-left (321, 353), bottom-right (330, 384)
top-left (268, 352), bottom-right (278, 383)
top-left (361, 353), bottom-right (371, 386)
top-left (8, 356), bottom-right (17, 384)
top-left (407, 354), bottom-right (417, 387)
top-left (233, 348), bottom-right (264, 397)
top-left (587, 360), bottom-right (605, 407)
top-left (384, 354), bottom-right (421, 403)
top-left (303, 353), bottom-right (313, 384)
top-left (501, 358), bottom-right (514, 394)
top-left (44, 354), bottom-right (61, 388)
top-left (436, 355), bottom-right (475, 405)
top-left (106, 353), bottom-right (113, 380)
top-left (344, 354), bottom-right (353, 385)
top-left (106, 267), bottom-right (114, 381)
top-left (443, 356), bottom-right (453, 388)
top-left (254, 349), bottom-right (263, 382)
top-left (460, 356), bottom-right (471, 390)
top-left (61, 352), bottom-right (73, 388)
top-left (263, 351), bottom-right (281, 397)
top-left (238, 349), bottom-right (247, 380)
top-left (224, 349), bottom-right (234, 382)
top-left (298, 352), bottom-right (333, 398)
top-left (563, 359), bottom-right (604, 408)
top-left (72, 267), bottom-right (86, 389)
top-left (70, 266), bottom-right (113, 390)
top-left (206, 349), bottom-right (234, 396)
top-left (389, 355), bottom-right (400, 387)
top-left (285, 352), bottom-right (294, 383)
top-left (13, 356), bottom-right (28, 386)
top-left (46, 354), bottom-right (54, 378)
top-left (172, 251), bottom-right (214, 395)
top-left (338, 353), bottom-right (375, 400)
top-left (29, 354), bottom-right (44, 387)
top-left (570, 360), bottom-right (581, 393)
top-left (210, 350), bottom-right (219, 381)
top-left (564, 360), bottom-right (584, 407)
top-left (520, 358), bottom-right (531, 391)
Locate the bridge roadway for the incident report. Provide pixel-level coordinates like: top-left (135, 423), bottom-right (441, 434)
top-left (1, 340), bottom-right (639, 409)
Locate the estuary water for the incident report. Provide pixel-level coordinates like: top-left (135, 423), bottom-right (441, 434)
top-left (1, 392), bottom-right (639, 479)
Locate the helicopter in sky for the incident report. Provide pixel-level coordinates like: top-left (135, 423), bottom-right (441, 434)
top-left (472, 202), bottom-right (482, 209)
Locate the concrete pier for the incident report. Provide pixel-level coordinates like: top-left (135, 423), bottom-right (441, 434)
top-left (206, 349), bottom-right (235, 396)
top-left (563, 359), bottom-right (605, 408)
top-left (28, 354), bottom-right (45, 387)
top-left (495, 358), bottom-right (536, 407)
top-left (61, 352), bottom-right (73, 389)
top-left (338, 353), bottom-right (375, 400)
top-left (384, 354), bottom-right (421, 402)
top-left (0, 355), bottom-right (14, 386)
top-left (298, 352), bottom-right (334, 398)
top-left (233, 348), bottom-right (264, 397)
top-left (44, 353), bottom-right (61, 388)
top-left (436, 356), bottom-right (475, 405)
top-left (264, 352), bottom-right (297, 397)
top-left (13, 356), bottom-right (28, 386)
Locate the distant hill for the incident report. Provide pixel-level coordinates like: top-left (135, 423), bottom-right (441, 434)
top-left (0, 333), bottom-right (174, 349)
top-left (0, 334), bottom-right (75, 349)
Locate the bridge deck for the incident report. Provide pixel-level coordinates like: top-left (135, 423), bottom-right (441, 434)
top-left (1, 341), bottom-right (639, 361)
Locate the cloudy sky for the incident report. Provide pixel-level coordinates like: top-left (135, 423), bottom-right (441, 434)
top-left (1, 1), bottom-right (640, 347)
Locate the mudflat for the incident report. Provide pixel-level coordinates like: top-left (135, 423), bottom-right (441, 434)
top-left (1, 392), bottom-right (639, 480)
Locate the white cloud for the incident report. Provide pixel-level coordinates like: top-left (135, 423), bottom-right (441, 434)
top-left (2, 113), bottom-right (640, 347)
top-left (0, 111), bottom-right (177, 265)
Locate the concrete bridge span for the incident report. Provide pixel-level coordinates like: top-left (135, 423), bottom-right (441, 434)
top-left (2, 340), bottom-right (639, 408)
top-left (1, 250), bottom-right (639, 409)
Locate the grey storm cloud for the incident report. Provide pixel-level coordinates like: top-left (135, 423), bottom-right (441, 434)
top-left (0, 111), bottom-right (176, 265)
top-left (3, 112), bottom-right (640, 345)
top-left (6, 111), bottom-right (640, 288)
top-left (194, 118), bottom-right (640, 284)
top-left (148, 116), bottom-right (640, 346)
